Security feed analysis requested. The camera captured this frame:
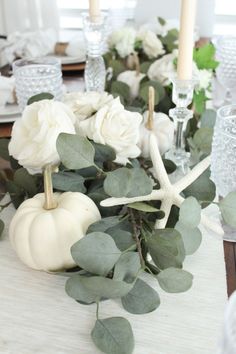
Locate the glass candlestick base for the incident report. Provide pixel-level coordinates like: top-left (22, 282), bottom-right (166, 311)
top-left (83, 13), bottom-right (107, 92)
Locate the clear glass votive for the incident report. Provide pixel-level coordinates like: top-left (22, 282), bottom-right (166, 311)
top-left (211, 104), bottom-right (236, 241)
top-left (13, 57), bottom-right (63, 111)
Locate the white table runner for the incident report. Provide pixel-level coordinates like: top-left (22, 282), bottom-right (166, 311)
top-left (0, 202), bottom-right (227, 354)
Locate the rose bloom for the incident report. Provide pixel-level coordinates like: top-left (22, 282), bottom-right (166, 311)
top-left (63, 91), bottom-right (114, 123)
top-left (108, 27), bottom-right (136, 58)
top-left (9, 100), bottom-right (76, 174)
top-left (137, 29), bottom-right (165, 59)
top-left (77, 99), bottom-right (142, 165)
top-left (117, 70), bottom-right (145, 99)
top-left (148, 50), bottom-right (178, 86)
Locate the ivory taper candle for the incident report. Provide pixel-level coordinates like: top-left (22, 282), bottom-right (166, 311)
top-left (177, 0), bottom-right (197, 80)
top-left (89, 0), bottom-right (100, 21)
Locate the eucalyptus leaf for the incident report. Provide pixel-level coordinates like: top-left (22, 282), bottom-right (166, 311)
top-left (193, 90), bottom-right (208, 115)
top-left (91, 317), bottom-right (134, 354)
top-left (121, 279), bottom-right (160, 314)
top-left (140, 81), bottom-right (163, 105)
top-left (52, 172), bottom-right (86, 193)
top-left (109, 59), bottom-right (126, 77)
top-left (6, 180), bottom-right (25, 208)
top-left (65, 274), bottom-right (98, 304)
top-left (219, 192), bottom-right (236, 228)
top-left (57, 133), bottom-right (95, 170)
top-left (0, 138), bottom-right (10, 161)
top-left (113, 252), bottom-right (141, 281)
top-left (14, 168), bottom-right (38, 197)
top-left (27, 92), bottom-right (54, 105)
top-left (127, 202), bottom-right (160, 213)
top-left (87, 216), bottom-right (122, 234)
top-left (193, 127), bottom-right (213, 154)
top-left (147, 229), bottom-right (185, 270)
top-left (104, 167), bottom-right (152, 198)
top-left (111, 81), bottom-right (130, 102)
top-left (140, 62), bottom-right (152, 74)
top-left (0, 220), bottom-right (4, 237)
top-left (179, 197), bottom-right (201, 229)
top-left (92, 142), bottom-right (116, 165)
top-left (157, 267), bottom-right (193, 293)
top-left (175, 221), bottom-right (202, 255)
top-left (71, 232), bottom-right (121, 276)
top-left (163, 159), bottom-right (177, 174)
top-left (108, 229), bottom-right (136, 252)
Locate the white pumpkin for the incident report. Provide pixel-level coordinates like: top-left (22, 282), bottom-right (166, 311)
top-left (117, 70), bottom-right (145, 99)
top-left (138, 111), bottom-right (175, 158)
top-left (9, 192), bottom-right (101, 272)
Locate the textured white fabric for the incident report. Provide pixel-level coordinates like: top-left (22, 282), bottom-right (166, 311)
top-left (0, 200), bottom-right (227, 354)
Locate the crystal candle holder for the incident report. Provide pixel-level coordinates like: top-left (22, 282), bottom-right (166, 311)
top-left (167, 77), bottom-right (197, 174)
top-left (83, 13), bottom-right (108, 92)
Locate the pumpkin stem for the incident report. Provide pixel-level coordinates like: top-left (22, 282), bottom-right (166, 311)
top-left (134, 52), bottom-right (141, 76)
top-left (145, 86), bottom-right (155, 131)
top-left (43, 165), bottom-right (57, 210)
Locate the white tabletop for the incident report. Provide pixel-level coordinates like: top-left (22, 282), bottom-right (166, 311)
top-left (0, 202), bottom-right (227, 354)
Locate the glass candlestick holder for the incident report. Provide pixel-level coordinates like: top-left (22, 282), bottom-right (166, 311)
top-left (167, 77), bottom-right (197, 174)
top-left (83, 13), bottom-right (107, 92)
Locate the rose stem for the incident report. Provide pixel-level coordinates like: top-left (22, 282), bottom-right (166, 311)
top-left (43, 165), bottom-right (57, 210)
top-left (145, 86), bottom-right (155, 130)
top-left (134, 52), bottom-right (141, 76)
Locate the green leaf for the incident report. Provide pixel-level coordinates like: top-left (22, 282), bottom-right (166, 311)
top-left (157, 267), bottom-right (193, 293)
top-left (92, 142), bottom-right (116, 166)
top-left (162, 29), bottom-right (179, 51)
top-left (52, 172), bottom-right (86, 193)
top-left (219, 192), bottom-right (236, 228)
top-left (0, 138), bottom-right (10, 161)
top-left (57, 133), bottom-right (95, 170)
top-left (109, 59), bottom-right (126, 77)
top-left (127, 202), bottom-right (160, 213)
top-left (147, 229), bottom-right (185, 270)
top-left (0, 220), bottom-right (4, 238)
top-left (183, 169), bottom-right (216, 208)
top-left (108, 229), bottom-right (135, 252)
top-left (87, 216), bottom-right (122, 234)
top-left (66, 274), bottom-right (98, 304)
top-left (201, 109), bottom-right (216, 129)
top-left (158, 17), bottom-right (166, 26)
top-left (13, 168), bottom-right (38, 197)
top-left (71, 232), bottom-right (121, 276)
top-left (27, 92), bottom-right (54, 105)
top-left (193, 43), bottom-right (219, 70)
top-left (113, 252), bottom-right (141, 281)
top-left (111, 81), bottom-right (130, 102)
top-left (6, 180), bottom-right (25, 208)
top-left (140, 81), bottom-right (163, 105)
top-left (104, 168), bottom-right (153, 198)
top-left (163, 159), bottom-right (177, 174)
top-left (175, 221), bottom-right (202, 255)
top-left (193, 127), bottom-right (213, 154)
top-left (179, 197), bottom-right (201, 229)
top-left (193, 89), bottom-right (208, 115)
top-left (140, 62), bottom-right (152, 74)
top-left (121, 278), bottom-right (160, 314)
top-left (91, 317), bottom-right (134, 354)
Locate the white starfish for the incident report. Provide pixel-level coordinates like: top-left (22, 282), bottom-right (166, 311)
top-left (101, 133), bottom-right (224, 236)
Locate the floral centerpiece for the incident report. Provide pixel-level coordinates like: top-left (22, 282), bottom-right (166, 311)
top-left (0, 88), bottom-right (236, 354)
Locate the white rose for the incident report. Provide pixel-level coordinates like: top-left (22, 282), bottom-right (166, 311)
top-left (137, 29), bottom-right (165, 59)
top-left (195, 67), bottom-right (213, 91)
top-left (9, 100), bottom-right (76, 174)
top-left (117, 70), bottom-right (145, 99)
top-left (63, 91), bottom-right (114, 124)
top-left (77, 100), bottom-right (142, 165)
top-left (148, 51), bottom-right (178, 86)
top-left (138, 111), bottom-right (174, 157)
top-left (108, 27), bottom-right (136, 58)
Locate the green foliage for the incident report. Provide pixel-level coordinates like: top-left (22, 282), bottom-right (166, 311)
top-left (158, 17), bottom-right (166, 26)
top-left (14, 168), bottom-right (38, 197)
top-left (201, 109), bottom-right (216, 129)
top-left (179, 197), bottom-right (201, 229)
top-left (52, 171), bottom-right (86, 193)
top-left (92, 142), bottom-right (116, 167)
top-left (27, 92), bottom-right (54, 105)
top-left (107, 229), bottom-right (135, 252)
top-left (0, 138), bottom-right (10, 161)
top-left (91, 317), bottom-right (134, 354)
top-left (140, 61), bottom-right (152, 74)
top-left (122, 279), bottom-right (160, 314)
top-left (127, 202), bottom-right (161, 213)
top-left (57, 133), bottom-right (95, 170)
top-left (175, 222), bottom-right (202, 255)
top-left (0, 219), bottom-right (4, 238)
top-left (193, 89), bottom-right (208, 115)
top-left (111, 81), bottom-right (131, 103)
top-left (104, 167), bottom-right (153, 198)
top-left (193, 127), bottom-right (213, 155)
top-left (140, 80), bottom-right (165, 105)
top-left (71, 232), bottom-right (121, 276)
top-left (113, 252), bottom-right (141, 281)
top-left (157, 268), bottom-right (193, 293)
top-left (162, 29), bottom-right (179, 52)
top-left (193, 43), bottom-right (219, 70)
top-left (147, 229), bottom-right (185, 270)
top-left (219, 192), bottom-right (236, 228)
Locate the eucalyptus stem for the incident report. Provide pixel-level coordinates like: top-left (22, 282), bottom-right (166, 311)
top-left (128, 208), bottom-right (145, 269)
top-left (96, 301), bottom-right (100, 320)
top-left (145, 86), bottom-right (155, 131)
top-left (43, 165), bottom-right (57, 210)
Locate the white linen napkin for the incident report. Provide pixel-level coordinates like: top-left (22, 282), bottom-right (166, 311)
top-left (0, 75), bottom-right (15, 108)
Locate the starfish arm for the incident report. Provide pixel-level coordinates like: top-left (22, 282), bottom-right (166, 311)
top-left (155, 197), bottom-right (173, 229)
top-left (100, 189), bottom-right (165, 208)
top-left (149, 133), bottom-right (172, 189)
top-left (174, 156), bottom-right (211, 193)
